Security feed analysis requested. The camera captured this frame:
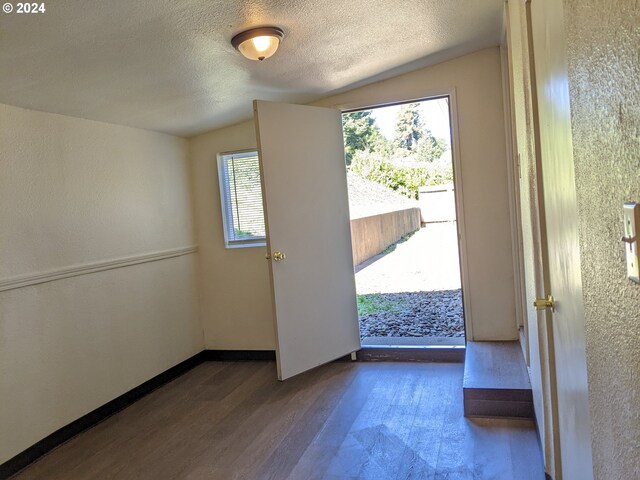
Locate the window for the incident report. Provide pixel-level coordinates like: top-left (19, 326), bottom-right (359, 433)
top-left (217, 150), bottom-right (266, 248)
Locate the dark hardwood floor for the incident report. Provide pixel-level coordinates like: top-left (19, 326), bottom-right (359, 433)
top-left (14, 361), bottom-right (544, 479)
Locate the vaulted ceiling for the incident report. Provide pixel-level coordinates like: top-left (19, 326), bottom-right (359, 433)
top-left (0, 0), bottom-right (504, 136)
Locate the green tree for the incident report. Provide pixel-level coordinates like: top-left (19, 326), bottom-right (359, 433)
top-left (342, 111), bottom-right (386, 164)
top-left (415, 130), bottom-right (448, 162)
top-left (393, 103), bottom-right (423, 151)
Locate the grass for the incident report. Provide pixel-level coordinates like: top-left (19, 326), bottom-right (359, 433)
top-left (357, 293), bottom-right (406, 317)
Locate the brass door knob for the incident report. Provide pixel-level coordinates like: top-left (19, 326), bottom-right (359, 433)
top-left (272, 251), bottom-right (286, 262)
top-left (533, 295), bottom-right (555, 311)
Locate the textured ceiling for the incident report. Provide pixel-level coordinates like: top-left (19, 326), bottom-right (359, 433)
top-left (0, 0), bottom-right (504, 136)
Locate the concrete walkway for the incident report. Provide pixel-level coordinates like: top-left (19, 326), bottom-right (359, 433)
top-left (355, 222), bottom-right (462, 294)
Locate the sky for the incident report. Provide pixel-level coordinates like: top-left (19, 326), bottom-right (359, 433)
top-left (369, 97), bottom-right (451, 146)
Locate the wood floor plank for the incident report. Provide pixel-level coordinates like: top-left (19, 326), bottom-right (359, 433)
top-left (246, 365), bottom-right (358, 479)
top-left (13, 362), bottom-right (545, 480)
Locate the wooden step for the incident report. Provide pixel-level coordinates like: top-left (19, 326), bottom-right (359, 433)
top-left (463, 341), bottom-right (534, 419)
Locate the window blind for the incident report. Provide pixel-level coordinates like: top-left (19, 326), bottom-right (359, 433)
top-left (219, 151), bottom-right (266, 246)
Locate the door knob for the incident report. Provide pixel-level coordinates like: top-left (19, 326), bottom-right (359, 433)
top-left (272, 251), bottom-right (286, 262)
top-left (533, 295), bottom-right (555, 311)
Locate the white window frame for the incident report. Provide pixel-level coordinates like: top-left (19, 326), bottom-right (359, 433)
top-left (217, 149), bottom-right (267, 249)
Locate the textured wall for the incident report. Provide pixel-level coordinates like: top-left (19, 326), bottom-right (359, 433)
top-left (191, 47), bottom-right (518, 348)
top-left (563, 1), bottom-right (640, 478)
top-left (0, 104), bottom-right (204, 463)
top-left (0, 106), bottom-right (196, 278)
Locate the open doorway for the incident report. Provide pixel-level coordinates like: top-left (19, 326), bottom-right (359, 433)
top-left (342, 97), bottom-right (465, 348)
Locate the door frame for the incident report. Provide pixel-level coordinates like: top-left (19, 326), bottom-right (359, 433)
top-left (500, 38), bottom-right (529, 361)
top-left (339, 89), bottom-right (474, 340)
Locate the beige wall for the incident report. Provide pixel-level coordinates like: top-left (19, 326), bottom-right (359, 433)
top-left (190, 47), bottom-right (518, 348)
top-left (189, 122), bottom-right (276, 350)
top-left (0, 104), bottom-right (204, 464)
top-left (564, 1), bottom-right (640, 478)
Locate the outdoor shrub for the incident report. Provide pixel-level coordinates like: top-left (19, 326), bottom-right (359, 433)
top-left (351, 150), bottom-right (453, 199)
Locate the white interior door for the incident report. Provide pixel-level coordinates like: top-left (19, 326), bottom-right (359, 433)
top-left (253, 100), bottom-right (361, 381)
top-left (506, 2), bottom-right (562, 477)
top-left (523, 34), bottom-right (562, 478)
top-left (529, 1), bottom-right (594, 479)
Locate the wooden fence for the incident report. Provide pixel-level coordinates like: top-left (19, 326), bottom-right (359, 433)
top-left (350, 207), bottom-right (421, 267)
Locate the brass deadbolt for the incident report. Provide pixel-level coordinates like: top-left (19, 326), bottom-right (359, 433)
top-left (533, 295), bottom-right (555, 311)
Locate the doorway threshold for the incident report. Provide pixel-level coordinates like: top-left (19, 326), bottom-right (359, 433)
top-left (361, 336), bottom-right (465, 347)
top-left (357, 337), bottom-right (465, 363)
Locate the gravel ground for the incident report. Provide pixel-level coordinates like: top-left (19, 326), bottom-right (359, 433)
top-left (358, 289), bottom-right (465, 338)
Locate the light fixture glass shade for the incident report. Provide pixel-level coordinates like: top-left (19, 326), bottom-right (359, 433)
top-left (232, 27), bottom-right (284, 61)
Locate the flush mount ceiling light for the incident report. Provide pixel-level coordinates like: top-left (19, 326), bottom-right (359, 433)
top-left (231, 26), bottom-right (285, 61)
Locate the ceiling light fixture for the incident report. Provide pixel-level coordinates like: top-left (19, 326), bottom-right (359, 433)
top-left (231, 26), bottom-right (285, 61)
